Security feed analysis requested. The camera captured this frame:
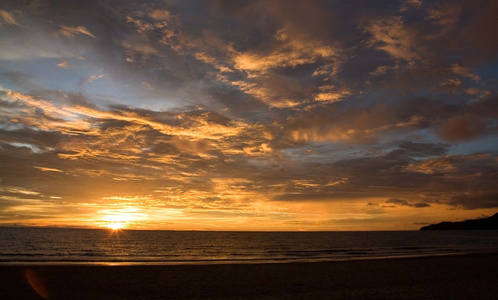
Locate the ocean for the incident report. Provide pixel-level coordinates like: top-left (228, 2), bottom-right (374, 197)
top-left (1, 227), bottom-right (497, 265)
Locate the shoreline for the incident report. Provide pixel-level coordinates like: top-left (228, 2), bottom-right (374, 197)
top-left (1, 250), bottom-right (497, 267)
top-left (2, 252), bottom-right (497, 299)
top-left (1, 250), bottom-right (497, 266)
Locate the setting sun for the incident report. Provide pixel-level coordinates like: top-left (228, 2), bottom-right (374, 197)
top-left (97, 207), bottom-right (145, 230)
top-left (105, 223), bottom-right (126, 230)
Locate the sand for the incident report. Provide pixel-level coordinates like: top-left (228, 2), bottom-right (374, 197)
top-left (1, 254), bottom-right (498, 299)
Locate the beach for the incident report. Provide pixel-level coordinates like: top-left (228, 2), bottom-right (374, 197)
top-left (1, 253), bottom-right (497, 299)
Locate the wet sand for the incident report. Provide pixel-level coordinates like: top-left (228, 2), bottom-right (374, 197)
top-left (1, 254), bottom-right (497, 299)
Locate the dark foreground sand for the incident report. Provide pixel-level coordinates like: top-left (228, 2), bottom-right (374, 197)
top-left (1, 254), bottom-right (498, 299)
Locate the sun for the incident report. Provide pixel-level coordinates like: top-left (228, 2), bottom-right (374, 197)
top-left (98, 207), bottom-right (145, 230)
top-left (106, 222), bottom-right (126, 230)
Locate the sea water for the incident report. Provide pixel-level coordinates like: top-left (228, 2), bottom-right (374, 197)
top-left (1, 228), bottom-right (497, 265)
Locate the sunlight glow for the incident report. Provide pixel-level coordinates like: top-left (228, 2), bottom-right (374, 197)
top-left (98, 207), bottom-right (145, 230)
top-left (105, 222), bottom-right (126, 230)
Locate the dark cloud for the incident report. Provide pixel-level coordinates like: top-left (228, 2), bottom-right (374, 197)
top-left (459, 0), bottom-right (498, 64)
top-left (470, 95), bottom-right (498, 118)
top-left (0, 126), bottom-right (65, 149)
top-left (438, 114), bottom-right (487, 141)
top-left (386, 141), bottom-right (447, 159)
top-left (449, 192), bottom-right (498, 210)
top-left (412, 202), bottom-right (431, 208)
top-left (386, 198), bottom-right (410, 206)
top-left (386, 198), bottom-right (430, 208)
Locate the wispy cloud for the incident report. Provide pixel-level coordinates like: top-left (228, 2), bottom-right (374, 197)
top-left (57, 25), bottom-right (95, 38)
top-left (34, 166), bottom-right (63, 173)
top-left (0, 9), bottom-right (18, 26)
top-left (57, 60), bottom-right (73, 69)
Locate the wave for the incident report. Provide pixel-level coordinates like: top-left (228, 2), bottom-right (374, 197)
top-left (1, 228), bottom-right (497, 265)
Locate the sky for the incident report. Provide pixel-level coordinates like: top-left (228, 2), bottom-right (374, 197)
top-left (0, 0), bottom-right (497, 231)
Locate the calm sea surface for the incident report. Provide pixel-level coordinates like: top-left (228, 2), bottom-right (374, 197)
top-left (1, 228), bottom-right (497, 265)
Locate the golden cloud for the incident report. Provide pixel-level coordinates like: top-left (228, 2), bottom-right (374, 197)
top-left (57, 25), bottom-right (96, 38)
top-left (0, 10), bottom-right (18, 26)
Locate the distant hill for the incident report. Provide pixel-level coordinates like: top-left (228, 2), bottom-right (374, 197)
top-left (420, 213), bottom-right (498, 230)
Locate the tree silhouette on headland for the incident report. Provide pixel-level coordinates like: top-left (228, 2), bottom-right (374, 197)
top-left (420, 213), bottom-right (498, 230)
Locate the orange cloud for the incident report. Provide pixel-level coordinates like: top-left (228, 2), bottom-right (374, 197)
top-left (287, 105), bottom-right (424, 144)
top-left (367, 17), bottom-right (423, 62)
top-left (404, 156), bottom-right (457, 174)
top-left (34, 166), bottom-right (63, 173)
top-left (314, 85), bottom-right (351, 103)
top-left (0, 10), bottom-right (18, 26)
top-left (148, 9), bottom-right (172, 21)
top-left (231, 74), bottom-right (304, 108)
top-left (234, 26), bottom-right (339, 74)
top-left (57, 25), bottom-right (95, 38)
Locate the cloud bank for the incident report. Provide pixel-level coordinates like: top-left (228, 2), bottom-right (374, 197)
top-left (0, 0), bottom-right (497, 230)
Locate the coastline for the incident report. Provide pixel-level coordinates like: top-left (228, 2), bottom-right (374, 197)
top-left (2, 249), bottom-right (497, 266)
top-left (2, 253), bottom-right (497, 299)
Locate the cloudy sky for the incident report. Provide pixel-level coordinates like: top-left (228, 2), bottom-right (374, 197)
top-left (1, 0), bottom-right (497, 230)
